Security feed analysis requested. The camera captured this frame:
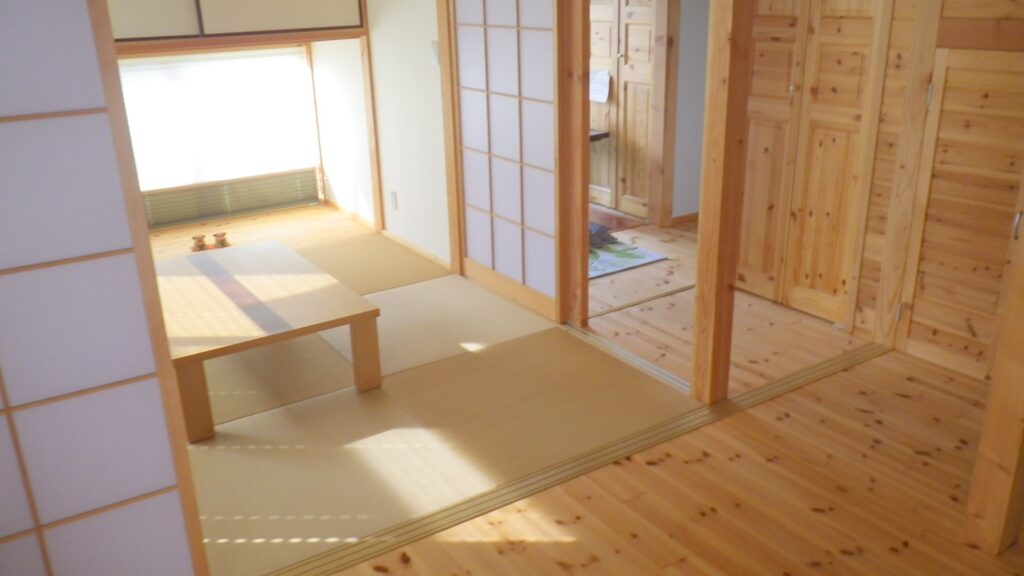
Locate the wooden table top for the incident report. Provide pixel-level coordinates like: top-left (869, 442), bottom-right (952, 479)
top-left (156, 241), bottom-right (378, 361)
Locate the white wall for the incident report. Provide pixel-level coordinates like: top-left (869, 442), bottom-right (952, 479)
top-left (367, 0), bottom-right (450, 263)
top-left (672, 0), bottom-right (709, 217)
top-left (312, 39), bottom-right (376, 224)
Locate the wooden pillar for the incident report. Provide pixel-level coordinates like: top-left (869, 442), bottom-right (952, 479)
top-left (965, 193), bottom-right (1024, 554)
top-left (436, 0), bottom-right (464, 274)
top-left (691, 0), bottom-right (754, 404)
top-left (648, 0), bottom-right (680, 228)
top-left (557, 0), bottom-right (590, 326)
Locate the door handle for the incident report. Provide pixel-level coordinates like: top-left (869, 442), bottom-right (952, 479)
top-left (1014, 210), bottom-right (1022, 241)
top-left (789, 83), bottom-right (801, 93)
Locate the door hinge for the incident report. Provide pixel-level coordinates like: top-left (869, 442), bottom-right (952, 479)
top-left (926, 83), bottom-right (934, 107)
top-left (896, 302), bottom-right (905, 322)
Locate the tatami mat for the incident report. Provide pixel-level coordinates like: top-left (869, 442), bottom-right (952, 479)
top-left (191, 387), bottom-right (496, 576)
top-left (320, 275), bottom-right (556, 376)
top-left (383, 328), bottom-right (699, 482)
top-left (205, 335), bottom-right (354, 425)
top-left (293, 234), bottom-right (450, 296)
top-left (191, 328), bottom-right (698, 576)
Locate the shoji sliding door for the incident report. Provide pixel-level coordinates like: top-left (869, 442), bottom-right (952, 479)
top-left (454, 0), bottom-right (558, 317)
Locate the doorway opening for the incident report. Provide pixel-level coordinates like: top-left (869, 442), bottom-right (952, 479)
top-left (578, 0), bottom-right (879, 395)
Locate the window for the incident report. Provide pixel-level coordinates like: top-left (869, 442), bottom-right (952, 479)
top-left (119, 47), bottom-right (322, 224)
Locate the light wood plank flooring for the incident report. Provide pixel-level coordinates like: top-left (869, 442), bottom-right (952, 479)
top-left (589, 281), bottom-right (867, 396)
top-left (335, 351), bottom-right (1024, 576)
top-left (588, 222), bottom-right (699, 315)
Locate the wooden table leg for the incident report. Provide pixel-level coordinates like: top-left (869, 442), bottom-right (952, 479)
top-left (351, 316), bottom-right (382, 391)
top-left (174, 358), bottom-right (215, 443)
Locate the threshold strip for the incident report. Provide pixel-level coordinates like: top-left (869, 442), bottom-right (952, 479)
top-left (268, 342), bottom-right (890, 576)
top-left (587, 283), bottom-right (697, 320)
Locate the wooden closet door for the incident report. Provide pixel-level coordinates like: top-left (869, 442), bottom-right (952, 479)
top-left (615, 0), bottom-right (655, 218)
top-left (900, 49), bottom-right (1024, 380)
top-left (589, 0), bottom-right (619, 209)
top-left (735, 0), bottom-right (810, 300)
top-left (781, 0), bottom-right (891, 323)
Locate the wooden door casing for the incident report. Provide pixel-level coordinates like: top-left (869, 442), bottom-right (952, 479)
top-left (615, 0), bottom-right (655, 218)
top-left (589, 0), bottom-right (618, 208)
top-left (899, 49), bottom-right (1024, 380)
top-left (781, 0), bottom-right (891, 323)
top-left (735, 0), bottom-right (810, 300)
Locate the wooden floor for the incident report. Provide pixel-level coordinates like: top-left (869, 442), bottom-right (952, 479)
top-left (588, 221), bottom-right (699, 315)
top-left (587, 219), bottom-right (865, 394)
top-left (335, 350), bottom-right (1024, 576)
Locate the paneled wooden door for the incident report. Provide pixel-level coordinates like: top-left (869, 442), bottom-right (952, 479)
top-left (615, 0), bottom-right (656, 218)
top-left (735, 0), bottom-right (811, 300)
top-left (588, 0), bottom-right (656, 219)
top-left (589, 0), bottom-right (619, 208)
top-left (738, 0), bottom-right (891, 324)
top-left (781, 0), bottom-right (890, 322)
top-left (898, 49), bottom-right (1024, 380)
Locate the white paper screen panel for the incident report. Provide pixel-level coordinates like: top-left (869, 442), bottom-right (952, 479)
top-left (492, 158), bottom-right (523, 223)
top-left (457, 27), bottom-right (487, 90)
top-left (525, 230), bottom-right (557, 297)
top-left (487, 28), bottom-right (519, 96)
top-left (520, 30), bottom-right (554, 101)
top-left (486, 0), bottom-right (518, 25)
top-left (0, 536), bottom-right (47, 576)
top-left (520, 0), bottom-right (554, 28)
top-left (455, 0), bottom-right (484, 24)
top-left (0, 0), bottom-right (105, 117)
top-left (0, 424), bottom-right (34, 538)
top-left (523, 166), bottom-right (556, 236)
top-left (463, 150), bottom-right (492, 211)
top-left (489, 94), bottom-right (521, 161)
top-left (455, 0), bottom-right (556, 300)
top-left (522, 100), bottom-right (555, 171)
top-left (15, 379), bottom-right (176, 523)
top-left (45, 491), bottom-right (193, 576)
top-left (494, 217), bottom-right (524, 282)
top-left (106, 0), bottom-right (200, 39)
top-left (465, 207), bottom-right (493, 267)
top-left (0, 255), bottom-right (156, 406)
top-left (0, 115), bottom-right (133, 270)
top-left (460, 89), bottom-right (489, 152)
top-left (198, 0), bottom-right (361, 34)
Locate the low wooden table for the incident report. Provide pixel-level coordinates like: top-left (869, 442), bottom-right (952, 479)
top-left (156, 241), bottom-right (381, 443)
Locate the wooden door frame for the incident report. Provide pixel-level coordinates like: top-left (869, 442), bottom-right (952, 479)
top-left (587, 0), bottom-right (680, 227)
top-left (647, 0), bottom-right (681, 228)
top-left (565, 0), bottom-right (754, 405)
top-left (570, 0), bottom-right (682, 327)
top-left (436, 0), bottom-right (750, 398)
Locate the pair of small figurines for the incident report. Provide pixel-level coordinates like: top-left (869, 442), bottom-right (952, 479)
top-left (191, 232), bottom-right (230, 252)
